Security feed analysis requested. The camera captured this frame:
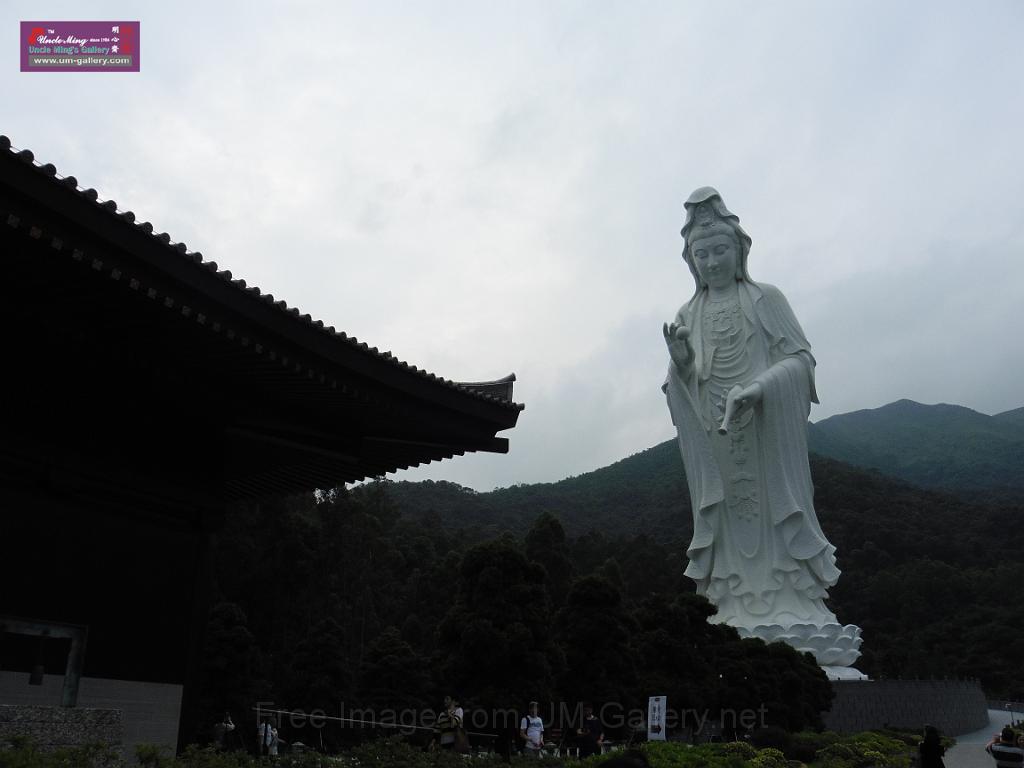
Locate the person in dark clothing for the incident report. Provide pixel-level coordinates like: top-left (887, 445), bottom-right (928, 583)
top-left (212, 711), bottom-right (235, 751)
top-left (576, 703), bottom-right (604, 758)
top-left (919, 724), bottom-right (945, 768)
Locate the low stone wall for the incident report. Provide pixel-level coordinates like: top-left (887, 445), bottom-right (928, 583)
top-left (823, 679), bottom-right (989, 736)
top-left (0, 672), bottom-right (181, 758)
top-left (0, 704), bottom-right (122, 751)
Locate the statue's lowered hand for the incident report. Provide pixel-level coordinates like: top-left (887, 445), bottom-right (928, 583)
top-left (663, 320), bottom-right (695, 375)
top-left (718, 381), bottom-right (765, 434)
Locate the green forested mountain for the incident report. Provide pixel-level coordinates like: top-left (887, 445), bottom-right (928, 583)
top-left (383, 438), bottom-right (688, 539)
top-left (380, 453), bottom-right (1024, 694)
top-left (807, 399), bottom-right (1024, 497)
top-left (195, 400), bottom-right (1024, 750)
top-left (994, 405), bottom-right (1024, 427)
top-left (384, 397), bottom-right (1024, 537)
top-left (375, 400), bottom-right (1024, 698)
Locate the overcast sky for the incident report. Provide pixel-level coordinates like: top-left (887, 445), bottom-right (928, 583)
top-left (5, 1), bottom-right (1023, 490)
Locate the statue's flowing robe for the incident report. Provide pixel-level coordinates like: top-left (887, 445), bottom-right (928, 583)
top-left (665, 280), bottom-right (841, 629)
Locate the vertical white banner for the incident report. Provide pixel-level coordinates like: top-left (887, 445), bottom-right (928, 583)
top-left (647, 695), bottom-right (667, 741)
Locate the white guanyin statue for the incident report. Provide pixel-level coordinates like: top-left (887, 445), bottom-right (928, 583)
top-left (662, 187), bottom-right (863, 679)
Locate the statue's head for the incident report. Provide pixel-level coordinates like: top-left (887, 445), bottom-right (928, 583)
top-left (680, 187), bottom-right (752, 292)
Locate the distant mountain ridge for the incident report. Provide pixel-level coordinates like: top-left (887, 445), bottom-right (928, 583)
top-left (385, 438), bottom-right (691, 539)
top-left (994, 405), bottom-right (1024, 426)
top-left (382, 399), bottom-right (1023, 537)
top-left (807, 399), bottom-right (1024, 497)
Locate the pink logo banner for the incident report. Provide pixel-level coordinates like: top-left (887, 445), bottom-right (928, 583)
top-left (21, 21), bottom-right (140, 72)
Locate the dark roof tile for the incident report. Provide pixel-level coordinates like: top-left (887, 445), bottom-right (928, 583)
top-left (1, 134), bottom-right (522, 410)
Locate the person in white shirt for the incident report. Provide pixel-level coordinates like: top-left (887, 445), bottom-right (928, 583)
top-left (520, 701), bottom-right (544, 757)
top-left (257, 716), bottom-right (278, 756)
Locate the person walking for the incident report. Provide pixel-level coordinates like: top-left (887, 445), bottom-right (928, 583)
top-left (918, 725), bottom-right (945, 768)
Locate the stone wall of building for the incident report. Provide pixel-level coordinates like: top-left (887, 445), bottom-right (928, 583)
top-left (0, 672), bottom-right (181, 758)
top-left (823, 679), bottom-right (990, 736)
top-left (0, 704), bottom-right (122, 751)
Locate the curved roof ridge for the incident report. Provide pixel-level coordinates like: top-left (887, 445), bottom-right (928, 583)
top-left (0, 133), bottom-right (522, 410)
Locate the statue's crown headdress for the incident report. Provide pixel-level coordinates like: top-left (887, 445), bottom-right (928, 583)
top-left (689, 201), bottom-right (735, 242)
top-left (695, 201), bottom-right (717, 227)
top-left (679, 186), bottom-right (754, 288)
top-left (681, 187), bottom-right (749, 244)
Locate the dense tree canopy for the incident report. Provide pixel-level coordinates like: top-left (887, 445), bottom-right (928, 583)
top-left (195, 442), bottom-right (1023, 749)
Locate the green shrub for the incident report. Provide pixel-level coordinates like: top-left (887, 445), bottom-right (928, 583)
top-left (787, 731), bottom-right (841, 762)
top-left (815, 732), bottom-right (910, 768)
top-left (873, 730), bottom-right (919, 748)
top-left (136, 744), bottom-right (174, 768)
top-left (720, 742), bottom-right (758, 760)
top-left (589, 741), bottom-right (739, 768)
top-left (0, 740), bottom-right (124, 768)
top-left (749, 747), bottom-right (788, 768)
top-left (176, 744), bottom-right (257, 767)
top-left (751, 728), bottom-right (793, 754)
top-left (0, 730), bottom-right (929, 768)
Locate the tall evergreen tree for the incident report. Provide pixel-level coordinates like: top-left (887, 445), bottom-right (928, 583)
top-left (555, 575), bottom-right (639, 707)
top-left (525, 513), bottom-right (576, 606)
top-left (358, 626), bottom-right (431, 710)
top-left (436, 541), bottom-right (562, 709)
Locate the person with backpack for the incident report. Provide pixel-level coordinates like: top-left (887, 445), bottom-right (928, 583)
top-left (520, 701), bottom-right (544, 757)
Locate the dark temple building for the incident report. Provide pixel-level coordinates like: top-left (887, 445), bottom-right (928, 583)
top-left (0, 135), bottom-right (522, 755)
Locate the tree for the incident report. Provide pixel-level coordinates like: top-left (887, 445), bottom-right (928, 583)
top-left (195, 602), bottom-right (268, 744)
top-left (436, 541), bottom-right (562, 709)
top-left (525, 513), bottom-right (576, 606)
top-left (555, 575), bottom-right (639, 707)
top-left (282, 616), bottom-right (352, 711)
top-left (633, 593), bottom-right (720, 712)
top-left (358, 626), bottom-right (431, 710)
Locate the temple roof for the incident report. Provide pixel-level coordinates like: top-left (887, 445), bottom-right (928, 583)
top-left (0, 134), bottom-right (523, 501)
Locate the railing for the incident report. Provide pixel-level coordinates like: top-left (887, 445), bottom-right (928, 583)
top-left (987, 701), bottom-right (1024, 717)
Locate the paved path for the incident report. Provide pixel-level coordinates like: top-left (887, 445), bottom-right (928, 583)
top-left (945, 709), bottom-right (1018, 768)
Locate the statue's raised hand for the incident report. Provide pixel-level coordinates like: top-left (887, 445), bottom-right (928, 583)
top-left (663, 320), bottom-right (695, 375)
